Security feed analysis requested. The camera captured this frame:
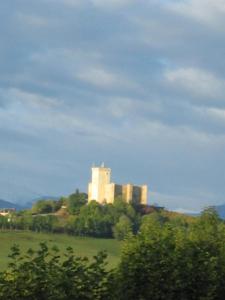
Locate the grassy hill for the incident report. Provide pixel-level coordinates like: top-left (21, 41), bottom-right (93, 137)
top-left (0, 231), bottom-right (122, 270)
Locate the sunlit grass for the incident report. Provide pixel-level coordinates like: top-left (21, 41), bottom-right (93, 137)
top-left (0, 231), bottom-right (122, 270)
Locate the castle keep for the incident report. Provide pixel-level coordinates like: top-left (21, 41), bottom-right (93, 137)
top-left (88, 164), bottom-right (148, 205)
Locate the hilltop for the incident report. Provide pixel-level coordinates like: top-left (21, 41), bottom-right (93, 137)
top-left (0, 190), bottom-right (196, 241)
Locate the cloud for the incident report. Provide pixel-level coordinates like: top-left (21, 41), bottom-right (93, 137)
top-left (207, 107), bottom-right (225, 122)
top-left (90, 0), bottom-right (134, 8)
top-left (0, 0), bottom-right (225, 209)
top-left (56, 0), bottom-right (83, 7)
top-left (168, 0), bottom-right (225, 29)
top-left (60, 0), bottom-right (135, 9)
top-left (105, 96), bottom-right (162, 119)
top-left (16, 12), bottom-right (49, 27)
top-left (0, 87), bottom-right (121, 143)
top-left (77, 66), bottom-right (134, 89)
top-left (2, 88), bottom-right (61, 109)
top-left (194, 106), bottom-right (225, 125)
top-left (164, 67), bottom-right (225, 100)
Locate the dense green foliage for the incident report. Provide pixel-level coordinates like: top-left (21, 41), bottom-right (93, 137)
top-left (66, 198), bottom-right (138, 238)
top-left (0, 193), bottom-right (140, 239)
top-left (0, 243), bottom-right (113, 300)
top-left (116, 208), bottom-right (225, 300)
top-left (1, 209), bottom-right (225, 299)
top-left (31, 199), bottom-right (61, 214)
top-left (66, 190), bottom-right (87, 214)
top-left (31, 190), bottom-right (87, 215)
top-left (112, 215), bottom-right (133, 240)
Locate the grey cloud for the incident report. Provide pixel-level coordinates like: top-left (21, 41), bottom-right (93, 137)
top-left (168, 0), bottom-right (225, 30)
top-left (164, 67), bottom-right (225, 102)
top-left (0, 0), bottom-right (225, 210)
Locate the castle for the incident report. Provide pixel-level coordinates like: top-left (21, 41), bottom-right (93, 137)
top-left (88, 164), bottom-right (148, 205)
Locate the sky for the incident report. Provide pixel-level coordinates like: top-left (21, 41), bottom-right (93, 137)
top-left (0, 0), bottom-right (225, 212)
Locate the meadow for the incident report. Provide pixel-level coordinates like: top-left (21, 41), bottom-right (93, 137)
top-left (0, 231), bottom-right (122, 270)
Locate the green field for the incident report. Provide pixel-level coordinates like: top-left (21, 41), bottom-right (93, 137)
top-left (0, 231), bottom-right (122, 270)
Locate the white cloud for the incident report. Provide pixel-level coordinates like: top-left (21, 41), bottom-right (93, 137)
top-left (168, 0), bottom-right (225, 29)
top-left (77, 66), bottom-right (135, 89)
top-left (105, 96), bottom-right (162, 118)
top-left (126, 116), bottom-right (225, 156)
top-left (106, 97), bottom-right (136, 118)
top-left (165, 67), bottom-right (225, 100)
top-left (0, 88), bottom-right (120, 143)
top-left (16, 12), bottom-right (49, 27)
top-left (194, 106), bottom-right (225, 124)
top-left (2, 88), bottom-right (61, 110)
top-left (28, 49), bottom-right (135, 91)
top-left (208, 107), bottom-right (225, 121)
top-left (61, 0), bottom-right (82, 6)
top-left (45, 0), bottom-right (83, 7)
top-left (77, 67), bottom-right (118, 87)
top-left (91, 0), bottom-right (134, 8)
top-left (52, 0), bottom-right (133, 9)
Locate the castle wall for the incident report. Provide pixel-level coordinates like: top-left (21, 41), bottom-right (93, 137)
top-left (104, 183), bottom-right (115, 204)
top-left (88, 165), bottom-right (148, 205)
top-left (88, 166), bottom-right (111, 203)
top-left (132, 185), bottom-right (142, 204)
top-left (114, 184), bottom-right (123, 199)
top-left (125, 184), bottom-right (133, 203)
top-left (141, 185), bottom-right (148, 205)
top-left (121, 184), bottom-right (147, 204)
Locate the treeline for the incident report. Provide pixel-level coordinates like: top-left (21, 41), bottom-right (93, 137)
top-left (1, 208), bottom-right (225, 300)
top-left (0, 192), bottom-right (145, 239)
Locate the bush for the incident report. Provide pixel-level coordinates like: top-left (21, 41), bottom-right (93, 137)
top-left (113, 215), bottom-right (133, 240)
top-left (116, 208), bottom-right (225, 300)
top-left (0, 243), bottom-right (113, 300)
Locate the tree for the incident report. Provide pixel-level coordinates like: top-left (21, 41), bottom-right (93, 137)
top-left (66, 190), bottom-right (87, 215)
top-left (72, 201), bottom-right (115, 237)
top-left (116, 208), bottom-right (225, 300)
top-left (31, 215), bottom-right (58, 232)
top-left (113, 215), bottom-right (133, 240)
top-left (31, 200), bottom-right (56, 214)
top-left (0, 216), bottom-right (9, 230)
top-left (0, 243), bottom-right (113, 300)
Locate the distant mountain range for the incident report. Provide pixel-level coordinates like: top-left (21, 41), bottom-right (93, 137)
top-left (183, 204), bottom-right (225, 219)
top-left (23, 196), bottom-right (60, 209)
top-left (214, 204), bottom-right (225, 219)
top-left (0, 196), bottom-right (60, 211)
top-left (0, 199), bottom-right (23, 210)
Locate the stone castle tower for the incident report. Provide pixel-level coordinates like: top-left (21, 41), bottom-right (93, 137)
top-left (88, 164), bottom-right (148, 205)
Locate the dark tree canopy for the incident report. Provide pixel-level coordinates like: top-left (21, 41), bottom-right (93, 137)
top-left (1, 209), bottom-right (225, 300)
